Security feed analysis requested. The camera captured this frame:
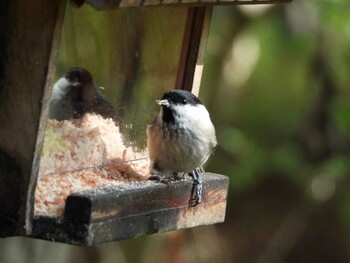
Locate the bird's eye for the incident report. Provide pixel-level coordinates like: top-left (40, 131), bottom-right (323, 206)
top-left (182, 99), bottom-right (187, 104)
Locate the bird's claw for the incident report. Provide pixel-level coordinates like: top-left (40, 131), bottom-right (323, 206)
top-left (149, 168), bottom-right (204, 204)
top-left (149, 173), bottom-right (171, 188)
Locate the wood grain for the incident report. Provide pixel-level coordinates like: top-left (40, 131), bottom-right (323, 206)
top-left (32, 173), bottom-right (229, 245)
top-left (0, 0), bottom-right (65, 236)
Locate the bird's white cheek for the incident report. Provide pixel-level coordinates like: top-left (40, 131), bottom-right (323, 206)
top-left (174, 104), bottom-right (213, 130)
top-left (51, 77), bottom-right (70, 101)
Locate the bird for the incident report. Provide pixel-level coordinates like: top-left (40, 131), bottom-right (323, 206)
top-left (147, 89), bottom-right (217, 206)
top-left (49, 67), bottom-right (120, 124)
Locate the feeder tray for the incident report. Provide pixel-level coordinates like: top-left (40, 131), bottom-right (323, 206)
top-left (32, 173), bottom-right (228, 245)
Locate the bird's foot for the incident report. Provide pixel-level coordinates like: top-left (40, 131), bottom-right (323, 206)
top-left (189, 168), bottom-right (204, 207)
top-left (149, 172), bottom-right (171, 188)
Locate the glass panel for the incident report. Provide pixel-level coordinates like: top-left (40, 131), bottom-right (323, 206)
top-left (35, 4), bottom-right (188, 217)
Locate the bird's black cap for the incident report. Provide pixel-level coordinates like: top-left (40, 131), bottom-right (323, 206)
top-left (162, 89), bottom-right (203, 106)
top-left (64, 67), bottom-right (93, 86)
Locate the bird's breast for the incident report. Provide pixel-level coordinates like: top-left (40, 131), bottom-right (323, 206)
top-left (147, 121), bottom-right (213, 174)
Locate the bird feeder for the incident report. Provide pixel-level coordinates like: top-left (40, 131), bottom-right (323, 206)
top-left (0, 0), bottom-right (291, 245)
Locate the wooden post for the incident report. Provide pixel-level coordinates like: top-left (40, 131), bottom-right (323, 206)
top-left (176, 7), bottom-right (212, 94)
top-left (0, 0), bottom-right (65, 236)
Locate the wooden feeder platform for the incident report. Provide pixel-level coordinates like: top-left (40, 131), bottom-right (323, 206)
top-left (31, 173), bottom-right (228, 245)
top-left (0, 0), bottom-right (291, 245)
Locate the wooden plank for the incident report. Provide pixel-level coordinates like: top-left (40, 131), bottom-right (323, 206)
top-left (65, 173), bottom-right (228, 223)
top-left (0, 0), bottom-right (65, 236)
top-left (31, 173), bottom-right (229, 245)
top-left (89, 198), bottom-right (227, 244)
top-left (25, 0), bottom-right (67, 236)
top-left (191, 6), bottom-right (212, 96)
top-left (32, 199), bottom-right (227, 246)
top-left (84, 0), bottom-right (292, 9)
top-left (175, 7), bottom-right (208, 92)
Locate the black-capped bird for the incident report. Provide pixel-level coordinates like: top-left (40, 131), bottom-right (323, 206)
top-left (147, 89), bottom-right (217, 206)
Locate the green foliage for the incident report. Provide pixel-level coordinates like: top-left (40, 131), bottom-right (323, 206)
top-left (201, 3), bottom-right (350, 198)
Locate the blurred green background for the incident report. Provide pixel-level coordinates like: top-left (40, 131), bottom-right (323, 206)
top-left (2, 0), bottom-right (350, 262)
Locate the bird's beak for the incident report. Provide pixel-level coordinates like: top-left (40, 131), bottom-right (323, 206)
top-left (70, 81), bottom-right (80, 87)
top-left (156, 99), bottom-right (170, 107)
top-left (63, 74), bottom-right (80, 87)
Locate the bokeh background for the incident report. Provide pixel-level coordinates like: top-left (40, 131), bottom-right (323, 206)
top-left (1, 0), bottom-right (350, 262)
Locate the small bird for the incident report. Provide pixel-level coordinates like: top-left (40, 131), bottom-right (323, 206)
top-left (49, 67), bottom-right (120, 124)
top-left (147, 89), bottom-right (217, 205)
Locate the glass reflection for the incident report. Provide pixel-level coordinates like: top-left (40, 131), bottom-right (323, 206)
top-left (49, 67), bottom-right (121, 123)
top-left (35, 5), bottom-right (188, 217)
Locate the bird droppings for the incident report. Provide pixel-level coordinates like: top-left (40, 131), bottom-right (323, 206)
top-left (35, 113), bottom-right (151, 217)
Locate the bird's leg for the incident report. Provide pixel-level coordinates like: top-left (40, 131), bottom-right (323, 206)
top-left (149, 171), bottom-right (171, 188)
top-left (189, 167), bottom-right (204, 206)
